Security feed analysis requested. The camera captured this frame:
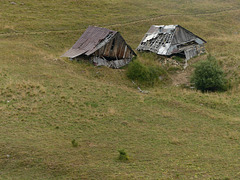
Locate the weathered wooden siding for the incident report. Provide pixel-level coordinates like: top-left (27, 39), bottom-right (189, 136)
top-left (95, 33), bottom-right (133, 60)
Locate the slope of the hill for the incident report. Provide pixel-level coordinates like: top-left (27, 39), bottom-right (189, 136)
top-left (0, 0), bottom-right (240, 179)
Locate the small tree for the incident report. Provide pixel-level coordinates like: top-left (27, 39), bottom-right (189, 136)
top-left (191, 56), bottom-right (228, 92)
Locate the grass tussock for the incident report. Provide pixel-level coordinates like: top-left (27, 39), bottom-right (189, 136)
top-left (0, 81), bottom-right (46, 100)
top-left (118, 149), bottom-right (129, 161)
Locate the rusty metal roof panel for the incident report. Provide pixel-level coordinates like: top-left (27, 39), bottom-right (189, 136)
top-left (61, 48), bottom-right (87, 58)
top-left (62, 26), bottom-right (117, 58)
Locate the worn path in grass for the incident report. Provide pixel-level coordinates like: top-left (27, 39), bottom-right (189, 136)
top-left (0, 8), bottom-right (239, 37)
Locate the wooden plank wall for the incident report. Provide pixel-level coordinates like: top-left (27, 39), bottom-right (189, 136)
top-left (95, 33), bottom-right (133, 60)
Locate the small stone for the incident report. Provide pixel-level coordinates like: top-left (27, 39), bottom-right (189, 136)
top-left (159, 76), bottom-right (163, 80)
top-left (6, 154), bottom-right (10, 158)
top-left (10, 2), bottom-right (17, 5)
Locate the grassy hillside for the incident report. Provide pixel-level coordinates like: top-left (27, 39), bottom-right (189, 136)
top-left (0, 0), bottom-right (240, 179)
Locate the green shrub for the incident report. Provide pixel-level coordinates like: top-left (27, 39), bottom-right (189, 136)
top-left (127, 60), bottom-right (164, 86)
top-left (191, 55), bottom-right (228, 92)
top-left (71, 139), bottom-right (78, 147)
top-left (118, 149), bottom-right (129, 161)
top-left (127, 60), bottom-right (149, 81)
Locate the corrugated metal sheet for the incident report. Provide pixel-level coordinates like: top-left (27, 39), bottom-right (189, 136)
top-left (62, 26), bottom-right (117, 58)
top-left (62, 26), bottom-right (136, 61)
top-left (146, 25), bottom-right (162, 34)
top-left (92, 56), bottom-right (132, 69)
top-left (137, 25), bottom-right (176, 55)
top-left (137, 25), bottom-right (206, 58)
top-left (61, 26), bottom-right (136, 68)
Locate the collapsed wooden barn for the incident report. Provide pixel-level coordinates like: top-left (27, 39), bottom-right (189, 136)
top-left (137, 25), bottom-right (206, 60)
top-left (62, 26), bottom-right (136, 68)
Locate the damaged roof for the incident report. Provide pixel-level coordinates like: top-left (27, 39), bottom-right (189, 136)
top-left (137, 25), bottom-right (206, 56)
top-left (62, 26), bottom-right (118, 58)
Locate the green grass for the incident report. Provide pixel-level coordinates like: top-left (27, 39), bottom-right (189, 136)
top-left (0, 0), bottom-right (240, 179)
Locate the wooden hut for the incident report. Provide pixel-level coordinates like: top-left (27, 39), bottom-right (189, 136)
top-left (137, 25), bottom-right (206, 60)
top-left (62, 26), bottom-right (136, 68)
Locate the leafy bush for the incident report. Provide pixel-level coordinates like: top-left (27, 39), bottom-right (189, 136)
top-left (71, 139), bottom-right (78, 147)
top-left (118, 149), bottom-right (129, 161)
top-left (191, 56), bottom-right (228, 92)
top-left (127, 60), bottom-right (165, 86)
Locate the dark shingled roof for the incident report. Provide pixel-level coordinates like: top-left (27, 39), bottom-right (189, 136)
top-left (62, 26), bottom-right (118, 58)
